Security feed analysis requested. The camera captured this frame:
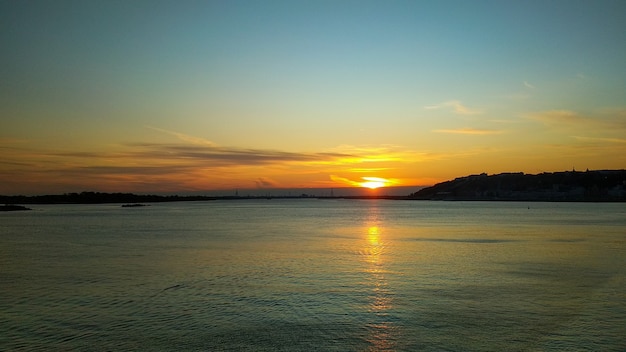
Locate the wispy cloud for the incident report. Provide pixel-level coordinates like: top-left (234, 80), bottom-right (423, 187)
top-left (526, 109), bottom-right (626, 154)
top-left (433, 128), bottom-right (503, 135)
top-left (348, 167), bottom-right (392, 173)
top-left (2, 126), bottom-right (543, 194)
top-left (323, 145), bottom-right (407, 164)
top-left (58, 143), bottom-right (356, 167)
top-left (424, 100), bottom-right (483, 115)
top-left (147, 126), bottom-right (217, 147)
top-left (526, 109), bottom-right (626, 130)
top-left (523, 81), bottom-right (535, 89)
top-left (329, 175), bottom-right (361, 187)
top-left (329, 175), bottom-right (399, 188)
top-left (526, 110), bottom-right (587, 126)
top-left (572, 136), bottom-right (626, 144)
top-left (0, 135), bottom-right (427, 193)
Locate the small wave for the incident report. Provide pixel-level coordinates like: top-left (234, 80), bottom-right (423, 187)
top-left (410, 238), bottom-right (519, 243)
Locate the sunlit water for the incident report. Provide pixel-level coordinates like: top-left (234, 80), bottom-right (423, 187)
top-left (1, 200), bottom-right (625, 351)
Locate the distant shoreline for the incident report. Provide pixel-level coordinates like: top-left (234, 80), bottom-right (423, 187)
top-left (2, 195), bottom-right (625, 205)
top-left (2, 170), bottom-right (625, 204)
top-left (0, 192), bottom-right (413, 205)
top-left (0, 205), bottom-right (32, 211)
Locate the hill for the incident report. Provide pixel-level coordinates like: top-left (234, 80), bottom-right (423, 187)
top-left (409, 170), bottom-right (626, 201)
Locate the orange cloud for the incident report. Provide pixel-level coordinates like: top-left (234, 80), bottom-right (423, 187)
top-left (0, 136), bottom-right (433, 194)
top-left (433, 128), bottom-right (503, 135)
top-left (573, 136), bottom-right (626, 144)
top-left (330, 175), bottom-right (399, 188)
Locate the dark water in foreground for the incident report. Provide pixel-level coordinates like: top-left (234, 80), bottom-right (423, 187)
top-left (1, 200), bottom-right (625, 351)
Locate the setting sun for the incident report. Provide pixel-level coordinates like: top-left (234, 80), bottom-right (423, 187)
top-left (360, 177), bottom-right (389, 189)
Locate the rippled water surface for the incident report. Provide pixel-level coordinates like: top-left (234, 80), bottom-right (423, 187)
top-left (1, 200), bottom-right (625, 351)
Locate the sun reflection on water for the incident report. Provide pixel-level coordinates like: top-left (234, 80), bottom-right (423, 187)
top-left (367, 226), bottom-right (382, 254)
top-left (362, 205), bottom-right (397, 350)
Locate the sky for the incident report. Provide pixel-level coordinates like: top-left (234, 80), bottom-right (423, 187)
top-left (1, 0), bottom-right (625, 195)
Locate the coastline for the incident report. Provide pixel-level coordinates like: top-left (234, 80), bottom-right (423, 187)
top-left (2, 170), bottom-right (625, 204)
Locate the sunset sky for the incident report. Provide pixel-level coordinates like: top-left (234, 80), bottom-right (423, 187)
top-left (1, 0), bottom-right (625, 195)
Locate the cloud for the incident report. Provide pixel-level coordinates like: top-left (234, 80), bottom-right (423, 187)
top-left (526, 109), bottom-right (626, 152)
top-left (424, 100), bottom-right (483, 115)
top-left (0, 138), bottom-right (361, 191)
top-left (66, 165), bottom-right (195, 176)
top-left (572, 136), bottom-right (626, 144)
top-left (147, 126), bottom-right (217, 147)
top-left (0, 133), bottom-right (448, 187)
top-left (526, 110), bottom-right (586, 126)
top-left (526, 109), bottom-right (626, 131)
top-left (136, 128), bottom-right (361, 166)
top-left (523, 81), bottom-right (535, 89)
top-left (1, 137), bottom-right (418, 193)
top-left (59, 142), bottom-right (353, 168)
top-left (330, 175), bottom-right (362, 187)
top-left (327, 144), bottom-right (433, 164)
top-left (255, 177), bottom-right (277, 188)
top-left (348, 167), bottom-right (392, 173)
top-left (329, 175), bottom-right (398, 188)
top-left (433, 128), bottom-right (503, 135)
top-left (1, 126), bottom-right (512, 194)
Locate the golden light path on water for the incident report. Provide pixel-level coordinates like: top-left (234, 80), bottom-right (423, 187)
top-left (362, 204), bottom-right (396, 350)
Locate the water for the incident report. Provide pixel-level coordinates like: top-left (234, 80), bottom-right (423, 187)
top-left (1, 200), bottom-right (625, 351)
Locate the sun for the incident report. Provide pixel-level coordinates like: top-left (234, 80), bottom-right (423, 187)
top-left (360, 177), bottom-right (388, 189)
top-left (361, 181), bottom-right (385, 189)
